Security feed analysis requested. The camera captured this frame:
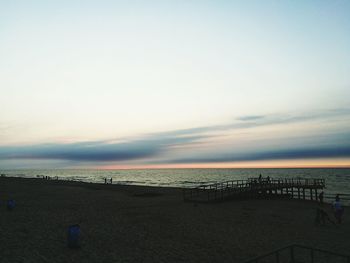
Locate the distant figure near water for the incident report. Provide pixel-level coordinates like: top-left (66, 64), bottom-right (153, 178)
top-left (333, 194), bottom-right (344, 224)
top-left (258, 174), bottom-right (262, 184)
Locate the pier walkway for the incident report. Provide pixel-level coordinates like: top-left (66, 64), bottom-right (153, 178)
top-left (183, 178), bottom-right (326, 203)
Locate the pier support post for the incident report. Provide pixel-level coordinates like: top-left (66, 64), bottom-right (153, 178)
top-left (310, 189), bottom-right (313, 200)
top-left (315, 189), bottom-right (318, 201)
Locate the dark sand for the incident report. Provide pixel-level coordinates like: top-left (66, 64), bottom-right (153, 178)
top-left (0, 177), bottom-right (349, 262)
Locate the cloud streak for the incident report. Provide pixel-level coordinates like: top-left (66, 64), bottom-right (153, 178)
top-left (0, 135), bottom-right (204, 162)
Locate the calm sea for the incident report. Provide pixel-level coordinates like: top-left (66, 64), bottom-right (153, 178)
top-left (1, 168), bottom-right (349, 195)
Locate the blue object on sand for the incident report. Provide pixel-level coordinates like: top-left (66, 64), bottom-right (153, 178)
top-left (67, 224), bottom-right (81, 248)
top-left (7, 200), bottom-right (15, 211)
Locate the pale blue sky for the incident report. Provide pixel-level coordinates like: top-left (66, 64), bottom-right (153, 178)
top-left (1, 1), bottom-right (350, 168)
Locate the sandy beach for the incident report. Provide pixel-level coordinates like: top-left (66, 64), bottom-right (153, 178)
top-left (0, 177), bottom-right (349, 262)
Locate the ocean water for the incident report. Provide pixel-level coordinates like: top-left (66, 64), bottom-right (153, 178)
top-left (1, 168), bottom-right (350, 195)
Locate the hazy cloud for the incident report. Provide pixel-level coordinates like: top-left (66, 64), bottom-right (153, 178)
top-left (237, 115), bottom-right (265, 121)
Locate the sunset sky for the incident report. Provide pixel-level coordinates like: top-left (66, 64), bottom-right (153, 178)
top-left (1, 1), bottom-right (350, 169)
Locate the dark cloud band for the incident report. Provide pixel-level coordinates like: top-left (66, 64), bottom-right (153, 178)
top-left (166, 146), bottom-right (350, 164)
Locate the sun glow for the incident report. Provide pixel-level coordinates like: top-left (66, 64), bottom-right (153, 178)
top-left (97, 158), bottom-right (350, 170)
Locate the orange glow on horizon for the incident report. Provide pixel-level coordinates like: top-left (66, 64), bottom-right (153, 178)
top-left (96, 158), bottom-right (350, 170)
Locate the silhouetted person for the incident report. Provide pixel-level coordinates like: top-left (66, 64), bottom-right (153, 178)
top-left (104, 178), bottom-right (107, 184)
top-left (319, 191), bottom-right (324, 204)
top-left (110, 178), bottom-right (113, 184)
top-left (258, 174), bottom-right (262, 184)
top-left (267, 176), bottom-right (270, 183)
top-left (333, 194), bottom-right (344, 224)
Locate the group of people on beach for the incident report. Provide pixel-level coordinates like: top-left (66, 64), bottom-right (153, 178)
top-left (39, 175), bottom-right (59, 180)
top-left (104, 178), bottom-right (113, 184)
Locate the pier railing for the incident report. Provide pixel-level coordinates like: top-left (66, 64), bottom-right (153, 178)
top-left (183, 178), bottom-right (326, 203)
top-left (243, 244), bottom-right (350, 263)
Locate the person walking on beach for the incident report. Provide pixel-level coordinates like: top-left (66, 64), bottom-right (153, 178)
top-left (333, 194), bottom-right (344, 224)
top-left (319, 191), bottom-right (324, 204)
top-left (258, 174), bottom-right (262, 184)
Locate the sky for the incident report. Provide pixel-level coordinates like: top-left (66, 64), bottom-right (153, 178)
top-left (1, 0), bottom-right (350, 169)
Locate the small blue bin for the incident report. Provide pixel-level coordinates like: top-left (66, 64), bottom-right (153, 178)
top-left (67, 224), bottom-right (80, 248)
top-left (7, 200), bottom-right (15, 211)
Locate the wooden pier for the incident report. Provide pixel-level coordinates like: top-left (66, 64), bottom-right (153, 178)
top-left (183, 178), bottom-right (326, 203)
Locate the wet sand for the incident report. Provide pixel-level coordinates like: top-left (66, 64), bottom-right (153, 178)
top-left (0, 177), bottom-right (349, 262)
